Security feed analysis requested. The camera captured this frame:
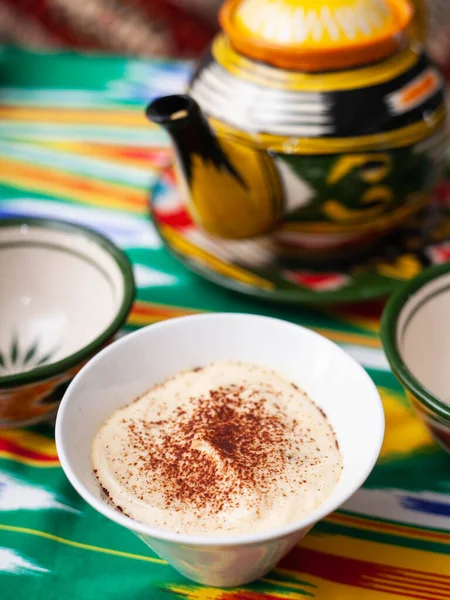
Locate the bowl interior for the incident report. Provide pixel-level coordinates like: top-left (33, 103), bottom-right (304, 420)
top-left (396, 269), bottom-right (450, 406)
top-left (57, 313), bottom-right (384, 543)
top-left (0, 222), bottom-right (127, 377)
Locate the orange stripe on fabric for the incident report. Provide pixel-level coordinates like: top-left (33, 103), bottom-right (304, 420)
top-left (128, 301), bottom-right (381, 348)
top-left (32, 140), bottom-right (171, 171)
top-left (330, 512), bottom-right (450, 544)
top-left (0, 157), bottom-right (148, 213)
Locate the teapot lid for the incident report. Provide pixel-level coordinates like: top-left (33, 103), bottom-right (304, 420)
top-left (220, 0), bottom-right (413, 71)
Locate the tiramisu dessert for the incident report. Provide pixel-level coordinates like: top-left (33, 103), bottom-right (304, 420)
top-left (91, 361), bottom-right (342, 535)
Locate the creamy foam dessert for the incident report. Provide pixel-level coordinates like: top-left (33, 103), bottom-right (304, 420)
top-left (91, 361), bottom-right (342, 535)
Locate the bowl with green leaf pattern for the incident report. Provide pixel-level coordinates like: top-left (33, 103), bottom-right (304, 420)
top-left (0, 218), bottom-right (135, 427)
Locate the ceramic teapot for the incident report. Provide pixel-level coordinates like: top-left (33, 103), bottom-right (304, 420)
top-left (147, 0), bottom-right (447, 258)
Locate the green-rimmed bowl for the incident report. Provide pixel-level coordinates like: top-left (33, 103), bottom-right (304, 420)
top-left (0, 218), bottom-right (135, 428)
top-left (381, 263), bottom-right (450, 452)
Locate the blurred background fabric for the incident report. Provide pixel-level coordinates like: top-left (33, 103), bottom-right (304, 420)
top-left (0, 0), bottom-right (223, 59)
top-left (0, 0), bottom-right (449, 69)
top-left (427, 0), bottom-right (450, 77)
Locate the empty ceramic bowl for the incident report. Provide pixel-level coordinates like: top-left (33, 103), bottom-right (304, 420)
top-left (0, 218), bottom-right (135, 427)
top-left (381, 263), bottom-right (450, 451)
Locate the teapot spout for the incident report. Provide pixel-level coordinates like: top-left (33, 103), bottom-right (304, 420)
top-left (146, 94), bottom-right (195, 125)
top-left (146, 94), bottom-right (245, 188)
top-left (146, 95), bottom-right (283, 239)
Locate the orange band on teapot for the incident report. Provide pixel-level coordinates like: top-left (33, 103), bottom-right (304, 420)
top-left (220, 0), bottom-right (413, 72)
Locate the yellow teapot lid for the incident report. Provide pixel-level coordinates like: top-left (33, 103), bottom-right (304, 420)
top-left (220, 0), bottom-right (413, 71)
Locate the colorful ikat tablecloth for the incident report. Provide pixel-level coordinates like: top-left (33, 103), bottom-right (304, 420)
top-left (0, 46), bottom-right (449, 600)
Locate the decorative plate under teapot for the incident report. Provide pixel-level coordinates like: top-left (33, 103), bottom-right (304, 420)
top-left (148, 0), bottom-right (447, 260)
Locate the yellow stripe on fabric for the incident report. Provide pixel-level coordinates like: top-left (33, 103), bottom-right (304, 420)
top-left (32, 139), bottom-right (163, 171)
top-left (0, 157), bottom-right (148, 213)
top-left (128, 312), bottom-right (193, 327)
top-left (130, 312), bottom-right (382, 348)
top-left (313, 328), bottom-right (380, 348)
top-left (0, 430), bottom-right (59, 467)
top-left (275, 534), bottom-right (450, 600)
top-left (318, 306), bottom-right (381, 336)
top-left (379, 388), bottom-right (434, 460)
top-left (290, 582), bottom-right (449, 600)
top-left (0, 106), bottom-right (150, 128)
top-left (130, 300), bottom-right (202, 320)
top-left (0, 452), bottom-right (59, 468)
top-left (329, 513), bottom-right (450, 546)
top-left (360, 583), bottom-right (447, 600)
top-left (165, 584), bottom-right (304, 599)
top-left (262, 577), bottom-right (315, 592)
top-left (300, 533), bottom-right (450, 574)
top-left (0, 524), bottom-right (166, 564)
top-left (0, 429), bottom-right (56, 455)
top-left (128, 300), bottom-right (381, 348)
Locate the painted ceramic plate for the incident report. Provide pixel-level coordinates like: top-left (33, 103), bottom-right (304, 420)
top-left (152, 166), bottom-right (450, 304)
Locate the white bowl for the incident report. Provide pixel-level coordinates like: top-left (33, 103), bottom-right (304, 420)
top-left (381, 262), bottom-right (450, 452)
top-left (56, 313), bottom-right (384, 587)
top-left (0, 218), bottom-right (135, 427)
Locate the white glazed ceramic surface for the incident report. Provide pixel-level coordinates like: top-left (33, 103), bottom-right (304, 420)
top-left (0, 223), bottom-right (126, 375)
top-left (397, 271), bottom-right (450, 405)
top-left (0, 219), bottom-right (135, 428)
top-left (56, 313), bottom-right (384, 587)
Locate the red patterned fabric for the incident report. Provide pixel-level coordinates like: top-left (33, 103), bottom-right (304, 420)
top-left (0, 0), bottom-right (218, 58)
top-left (0, 0), bottom-right (449, 70)
top-left (427, 0), bottom-right (450, 79)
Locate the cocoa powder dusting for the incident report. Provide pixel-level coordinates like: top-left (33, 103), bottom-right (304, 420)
top-left (124, 385), bottom-right (289, 515)
top-left (92, 361), bottom-right (344, 534)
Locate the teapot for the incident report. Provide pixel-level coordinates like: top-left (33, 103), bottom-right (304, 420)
top-left (147, 0), bottom-right (447, 258)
